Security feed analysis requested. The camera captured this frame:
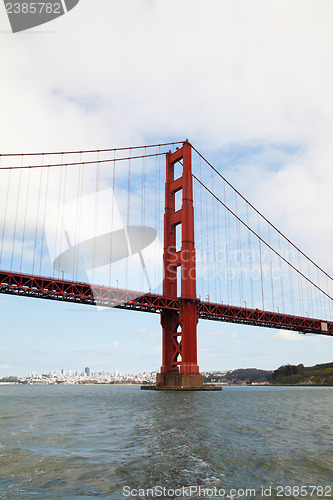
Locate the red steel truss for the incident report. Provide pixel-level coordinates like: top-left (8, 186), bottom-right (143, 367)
top-left (197, 301), bottom-right (333, 335)
top-left (0, 270), bottom-right (332, 336)
top-left (0, 270), bottom-right (180, 312)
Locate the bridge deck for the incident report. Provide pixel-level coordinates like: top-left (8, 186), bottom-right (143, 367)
top-left (0, 270), bottom-right (332, 336)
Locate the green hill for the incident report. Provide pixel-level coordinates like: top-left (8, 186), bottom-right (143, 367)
top-left (272, 362), bottom-right (333, 386)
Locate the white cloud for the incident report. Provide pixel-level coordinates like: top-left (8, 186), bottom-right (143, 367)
top-left (1, 1), bottom-right (332, 279)
top-left (274, 330), bottom-right (305, 342)
top-left (0, 1), bottom-right (332, 149)
top-left (199, 347), bottom-right (216, 353)
top-left (208, 330), bottom-right (227, 336)
top-left (113, 341), bottom-right (120, 348)
top-left (125, 328), bottom-right (149, 335)
top-left (208, 330), bottom-right (239, 338)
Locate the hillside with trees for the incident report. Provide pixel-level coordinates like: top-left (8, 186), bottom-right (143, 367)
top-left (272, 362), bottom-right (333, 386)
top-left (202, 368), bottom-right (272, 384)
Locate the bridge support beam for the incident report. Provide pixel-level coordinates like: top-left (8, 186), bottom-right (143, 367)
top-left (156, 141), bottom-right (203, 389)
top-left (140, 141), bottom-right (221, 391)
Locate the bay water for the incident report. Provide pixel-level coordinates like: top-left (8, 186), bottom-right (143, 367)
top-left (0, 385), bottom-right (332, 499)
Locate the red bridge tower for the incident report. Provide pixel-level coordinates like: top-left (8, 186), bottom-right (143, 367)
top-left (155, 141), bottom-right (204, 389)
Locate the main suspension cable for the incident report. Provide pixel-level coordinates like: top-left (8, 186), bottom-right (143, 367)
top-left (192, 173), bottom-right (333, 302)
top-left (190, 143), bottom-right (333, 282)
top-left (0, 141), bottom-right (184, 157)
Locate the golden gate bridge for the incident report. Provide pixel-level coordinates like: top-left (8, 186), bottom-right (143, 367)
top-left (0, 140), bottom-right (332, 390)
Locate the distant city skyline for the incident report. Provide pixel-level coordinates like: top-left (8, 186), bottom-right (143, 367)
top-left (26, 367), bottom-right (125, 377)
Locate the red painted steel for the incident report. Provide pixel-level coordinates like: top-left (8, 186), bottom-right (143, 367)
top-left (0, 270), bottom-right (332, 335)
top-left (0, 270), bottom-right (180, 312)
top-left (197, 301), bottom-right (333, 335)
top-left (160, 141), bottom-right (199, 376)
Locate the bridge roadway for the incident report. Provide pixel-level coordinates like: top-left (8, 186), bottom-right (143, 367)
top-left (0, 270), bottom-right (332, 336)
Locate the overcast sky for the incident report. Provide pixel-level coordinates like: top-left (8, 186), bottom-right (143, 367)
top-left (0, 0), bottom-right (333, 377)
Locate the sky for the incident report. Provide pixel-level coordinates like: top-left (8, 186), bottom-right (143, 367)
top-left (0, 0), bottom-right (333, 377)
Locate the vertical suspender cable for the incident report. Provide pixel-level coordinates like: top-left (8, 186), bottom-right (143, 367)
top-left (307, 259), bottom-right (313, 318)
top-left (59, 155), bottom-right (68, 280)
top-left (226, 187), bottom-right (232, 305)
top-left (217, 185), bottom-right (222, 303)
top-left (157, 149), bottom-right (162, 293)
top-left (10, 156), bottom-right (23, 271)
top-left (73, 153), bottom-right (83, 279)
top-left (325, 275), bottom-right (330, 319)
top-left (278, 235), bottom-right (285, 313)
top-left (204, 170), bottom-right (210, 301)
top-left (109, 150), bottom-right (116, 288)
top-left (235, 193), bottom-right (243, 307)
top-left (0, 163), bottom-right (12, 268)
top-left (140, 152), bottom-right (145, 290)
top-left (268, 224), bottom-right (274, 311)
top-left (297, 252), bottom-right (304, 316)
top-left (199, 157), bottom-right (204, 299)
top-left (317, 268), bottom-right (323, 319)
top-left (39, 154), bottom-right (50, 276)
top-left (210, 169), bottom-right (217, 301)
top-left (257, 214), bottom-right (265, 310)
top-left (247, 204), bottom-right (254, 308)
top-left (20, 165), bottom-right (31, 273)
top-left (125, 149), bottom-right (131, 290)
top-left (54, 156), bottom-right (63, 278)
top-left (92, 152), bottom-right (100, 285)
top-left (224, 183), bottom-right (230, 305)
top-left (288, 243), bottom-right (295, 314)
top-left (77, 152), bottom-right (85, 280)
top-left (32, 160), bottom-right (44, 275)
top-left (154, 152), bottom-right (158, 291)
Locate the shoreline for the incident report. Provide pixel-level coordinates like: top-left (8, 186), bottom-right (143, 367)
top-left (1, 382), bottom-right (332, 387)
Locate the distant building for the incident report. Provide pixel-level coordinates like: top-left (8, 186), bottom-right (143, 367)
top-left (85, 367), bottom-right (91, 377)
